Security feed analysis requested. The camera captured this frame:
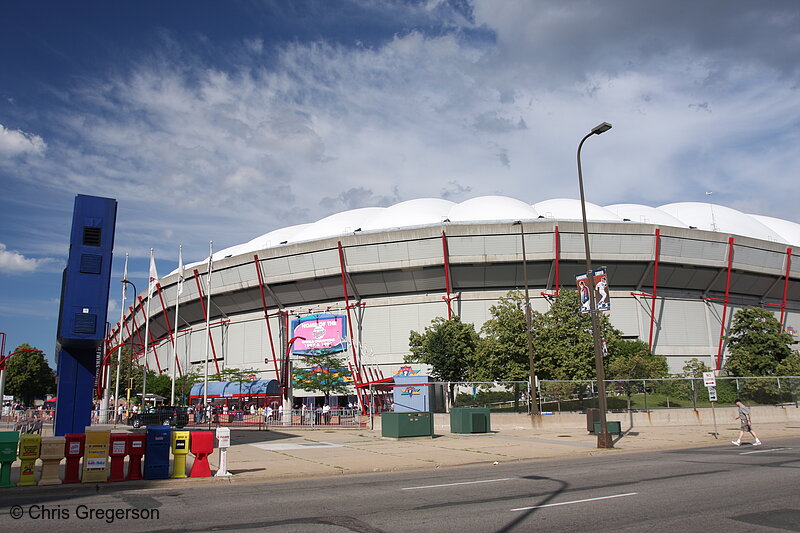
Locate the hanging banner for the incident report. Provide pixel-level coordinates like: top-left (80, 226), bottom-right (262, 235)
top-left (575, 267), bottom-right (610, 313)
top-left (290, 313), bottom-right (348, 355)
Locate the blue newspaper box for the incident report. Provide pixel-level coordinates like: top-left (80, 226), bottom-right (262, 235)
top-left (143, 425), bottom-right (172, 480)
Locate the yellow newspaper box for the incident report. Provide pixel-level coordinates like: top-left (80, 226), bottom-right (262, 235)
top-left (82, 429), bottom-right (110, 483)
top-left (18, 434), bottom-right (41, 486)
top-left (38, 436), bottom-right (66, 486)
top-left (171, 430), bottom-right (190, 479)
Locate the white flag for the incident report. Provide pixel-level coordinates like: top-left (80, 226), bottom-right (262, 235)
top-left (206, 242), bottom-right (213, 293)
top-left (148, 250), bottom-right (159, 297)
top-left (177, 245), bottom-right (185, 295)
top-left (122, 253), bottom-right (129, 299)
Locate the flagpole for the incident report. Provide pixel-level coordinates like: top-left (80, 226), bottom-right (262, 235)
top-left (114, 253), bottom-right (129, 422)
top-left (203, 241), bottom-right (213, 409)
top-left (142, 248), bottom-right (155, 408)
top-left (170, 245), bottom-right (183, 405)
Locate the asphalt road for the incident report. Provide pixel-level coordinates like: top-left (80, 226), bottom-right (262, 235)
top-left (3, 436), bottom-right (799, 532)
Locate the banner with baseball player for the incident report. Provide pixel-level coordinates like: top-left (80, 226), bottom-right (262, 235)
top-left (575, 267), bottom-right (610, 313)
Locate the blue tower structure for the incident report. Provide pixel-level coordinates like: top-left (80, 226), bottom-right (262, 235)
top-left (54, 194), bottom-right (117, 436)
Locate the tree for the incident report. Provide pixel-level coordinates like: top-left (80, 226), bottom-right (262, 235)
top-left (293, 349), bottom-right (351, 401)
top-left (473, 291), bottom-right (529, 382)
top-left (678, 357), bottom-right (712, 408)
top-left (724, 307), bottom-right (793, 376)
top-left (776, 351), bottom-right (800, 376)
top-left (406, 316), bottom-right (480, 403)
top-left (531, 290), bottom-right (621, 381)
top-left (4, 344), bottom-right (55, 405)
top-left (606, 339), bottom-right (668, 411)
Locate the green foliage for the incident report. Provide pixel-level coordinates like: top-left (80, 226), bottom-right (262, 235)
top-left (5, 344), bottom-right (55, 405)
top-left (682, 358), bottom-right (711, 378)
top-left (174, 368), bottom-right (203, 405)
top-left (724, 307), bottom-right (793, 376)
top-left (473, 291), bottom-right (530, 382)
top-left (294, 349), bottom-right (351, 400)
top-left (606, 339), bottom-right (669, 381)
top-left (406, 316), bottom-right (480, 402)
top-left (406, 316), bottom-right (479, 383)
top-left (605, 339), bottom-right (668, 410)
top-left (531, 289), bottom-right (621, 381)
top-left (776, 351), bottom-right (800, 376)
top-left (145, 371), bottom-right (172, 401)
top-left (667, 358), bottom-right (713, 407)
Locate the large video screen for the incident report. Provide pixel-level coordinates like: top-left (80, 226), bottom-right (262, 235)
top-left (290, 313), bottom-right (348, 355)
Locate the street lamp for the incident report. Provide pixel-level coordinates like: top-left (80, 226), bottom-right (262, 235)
top-left (577, 121), bottom-right (614, 449)
top-left (120, 279), bottom-right (144, 408)
top-left (513, 221), bottom-right (538, 415)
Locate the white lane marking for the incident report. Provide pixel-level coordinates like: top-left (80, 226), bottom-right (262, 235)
top-left (251, 442), bottom-right (343, 451)
top-left (511, 492), bottom-right (638, 512)
top-left (739, 447), bottom-right (792, 455)
top-left (402, 478), bottom-right (515, 490)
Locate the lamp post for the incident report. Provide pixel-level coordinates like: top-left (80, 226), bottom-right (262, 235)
top-left (577, 121), bottom-right (614, 449)
top-left (120, 279), bottom-right (142, 407)
top-left (513, 221), bottom-right (538, 414)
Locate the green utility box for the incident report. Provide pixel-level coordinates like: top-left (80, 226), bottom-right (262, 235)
top-left (593, 421), bottom-right (622, 435)
top-left (0, 431), bottom-right (20, 488)
top-left (450, 407), bottom-right (491, 434)
top-left (381, 412), bottom-right (434, 438)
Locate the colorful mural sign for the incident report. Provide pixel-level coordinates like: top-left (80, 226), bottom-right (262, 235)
top-left (393, 365), bottom-right (420, 377)
top-left (400, 386), bottom-right (421, 397)
top-left (291, 313), bottom-right (348, 354)
top-left (292, 366), bottom-right (352, 387)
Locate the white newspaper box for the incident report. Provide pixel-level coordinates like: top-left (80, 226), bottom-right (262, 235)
top-left (215, 427), bottom-right (231, 477)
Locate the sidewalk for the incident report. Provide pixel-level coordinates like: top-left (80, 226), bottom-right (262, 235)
top-left (3, 416), bottom-right (798, 488)
top-left (201, 418), bottom-right (799, 484)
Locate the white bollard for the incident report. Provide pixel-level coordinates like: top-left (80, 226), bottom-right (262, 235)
top-left (214, 427), bottom-right (231, 477)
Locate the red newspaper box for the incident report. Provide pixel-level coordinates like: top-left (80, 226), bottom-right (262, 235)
top-left (189, 431), bottom-right (214, 478)
top-left (63, 433), bottom-right (85, 484)
top-left (127, 432), bottom-right (146, 480)
top-left (108, 433), bottom-right (129, 482)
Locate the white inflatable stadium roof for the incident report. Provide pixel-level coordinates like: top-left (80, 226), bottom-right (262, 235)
top-left (173, 195), bottom-right (800, 273)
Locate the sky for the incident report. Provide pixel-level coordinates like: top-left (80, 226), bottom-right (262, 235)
top-left (1, 0), bottom-right (799, 367)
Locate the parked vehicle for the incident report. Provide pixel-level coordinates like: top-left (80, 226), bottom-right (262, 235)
top-left (128, 406), bottom-right (189, 429)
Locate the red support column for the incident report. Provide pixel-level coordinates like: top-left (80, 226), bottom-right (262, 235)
top-left (192, 269), bottom-right (222, 379)
top-left (760, 247), bottom-right (793, 330)
top-left (442, 231), bottom-right (454, 319)
top-left (541, 225), bottom-right (561, 298)
top-left (714, 237), bottom-right (735, 370)
top-left (155, 283), bottom-right (181, 377)
top-left (254, 255), bottom-right (280, 381)
top-left (630, 228), bottom-right (661, 351)
top-left (129, 305), bottom-right (148, 370)
top-left (779, 247), bottom-right (792, 327)
top-left (138, 296), bottom-right (163, 374)
top-left (336, 241), bottom-right (362, 381)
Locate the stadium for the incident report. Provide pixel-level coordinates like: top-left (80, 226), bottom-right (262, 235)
top-left (111, 196), bottom-right (799, 398)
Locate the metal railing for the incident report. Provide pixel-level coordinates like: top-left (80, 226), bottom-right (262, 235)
top-left (539, 376), bottom-right (800, 413)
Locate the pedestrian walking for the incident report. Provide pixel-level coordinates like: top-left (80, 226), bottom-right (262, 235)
top-left (732, 398), bottom-right (762, 446)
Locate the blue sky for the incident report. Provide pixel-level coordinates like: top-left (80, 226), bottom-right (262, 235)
top-left (1, 1), bottom-right (799, 367)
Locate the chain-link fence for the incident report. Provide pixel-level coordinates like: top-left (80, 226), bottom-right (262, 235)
top-left (539, 376), bottom-right (800, 413)
top-left (451, 381), bottom-right (530, 413)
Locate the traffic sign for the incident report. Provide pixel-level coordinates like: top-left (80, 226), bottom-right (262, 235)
top-left (703, 371), bottom-right (716, 387)
top-left (707, 386), bottom-right (717, 402)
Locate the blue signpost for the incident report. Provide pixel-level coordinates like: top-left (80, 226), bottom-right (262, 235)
top-left (54, 195), bottom-right (117, 436)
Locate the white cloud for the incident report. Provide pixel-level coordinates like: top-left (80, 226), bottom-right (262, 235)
top-left (2, 2), bottom-right (799, 269)
top-left (0, 243), bottom-right (46, 273)
top-left (0, 124), bottom-right (46, 156)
